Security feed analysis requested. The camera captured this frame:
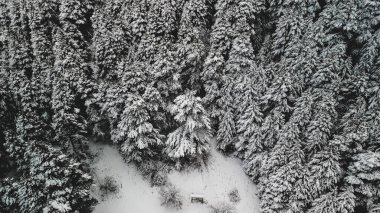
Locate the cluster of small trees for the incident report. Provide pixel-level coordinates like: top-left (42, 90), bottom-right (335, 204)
top-left (0, 0), bottom-right (379, 212)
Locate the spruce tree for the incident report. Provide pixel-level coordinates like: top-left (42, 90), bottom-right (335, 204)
top-left (165, 91), bottom-right (212, 164)
top-left (115, 89), bottom-right (163, 164)
top-left (52, 0), bottom-right (93, 157)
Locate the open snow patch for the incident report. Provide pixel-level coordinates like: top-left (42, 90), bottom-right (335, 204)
top-left (167, 143), bottom-right (260, 213)
top-left (89, 141), bottom-right (260, 213)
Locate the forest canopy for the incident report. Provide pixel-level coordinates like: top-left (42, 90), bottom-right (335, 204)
top-left (0, 0), bottom-right (380, 212)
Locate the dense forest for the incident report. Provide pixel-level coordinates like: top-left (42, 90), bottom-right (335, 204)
top-left (0, 0), bottom-right (379, 212)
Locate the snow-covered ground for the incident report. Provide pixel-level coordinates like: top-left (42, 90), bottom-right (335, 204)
top-left (89, 141), bottom-right (260, 213)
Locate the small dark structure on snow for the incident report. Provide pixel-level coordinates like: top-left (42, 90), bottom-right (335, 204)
top-left (190, 194), bottom-right (205, 204)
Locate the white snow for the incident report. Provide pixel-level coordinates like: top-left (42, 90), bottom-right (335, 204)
top-left (89, 143), bottom-right (165, 213)
top-left (168, 143), bottom-right (260, 213)
top-left (89, 140), bottom-right (260, 213)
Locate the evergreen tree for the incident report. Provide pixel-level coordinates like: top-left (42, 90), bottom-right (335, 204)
top-left (307, 190), bottom-right (356, 213)
top-left (115, 88), bottom-right (163, 164)
top-left (0, 0), bottom-right (12, 177)
top-left (346, 152), bottom-right (380, 212)
top-left (91, 0), bottom-right (131, 80)
top-left (165, 91), bottom-right (212, 164)
top-left (202, 0), bottom-right (236, 118)
top-left (52, 0), bottom-right (93, 157)
top-left (27, 0), bottom-right (57, 138)
top-left (176, 0), bottom-right (210, 91)
top-left (136, 0), bottom-right (179, 63)
top-left (0, 83), bottom-right (14, 177)
top-left (0, 139), bottom-right (95, 213)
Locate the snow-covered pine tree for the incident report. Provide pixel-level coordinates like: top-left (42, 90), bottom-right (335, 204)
top-left (262, 15), bottom-right (349, 213)
top-left (135, 0), bottom-right (179, 63)
top-left (339, 48), bottom-right (380, 213)
top-left (56, 0), bottom-right (93, 94)
top-left (51, 0), bottom-right (93, 158)
top-left (0, 0), bottom-right (12, 176)
top-left (234, 71), bottom-right (265, 158)
top-left (6, 0), bottom-right (49, 144)
top-left (26, 0), bottom-right (58, 141)
top-left (115, 87), bottom-right (163, 164)
top-left (165, 90), bottom-right (212, 166)
top-left (128, 0), bottom-right (148, 42)
top-left (243, 90), bottom-right (312, 184)
top-left (341, 4), bottom-right (380, 210)
top-left (216, 102), bottom-right (236, 152)
top-left (0, 138), bottom-right (96, 212)
top-left (270, 0), bottom-right (320, 59)
top-left (151, 46), bottom-right (181, 100)
top-left (217, 36), bottom-right (258, 152)
top-left (201, 0), bottom-right (236, 118)
top-left (217, 0), bottom-right (266, 153)
top-left (0, 82), bottom-right (14, 177)
top-left (6, 0), bottom-right (33, 101)
top-left (92, 0), bottom-right (131, 80)
top-left (291, 145), bottom-right (342, 211)
top-left (86, 0), bottom-right (133, 138)
top-left (176, 0), bottom-right (210, 91)
top-left (125, 0), bottom-right (182, 137)
top-left (307, 190), bottom-right (356, 213)
top-left (0, 0), bottom-right (10, 82)
top-left (259, 122), bottom-right (305, 212)
top-left (346, 152), bottom-right (380, 212)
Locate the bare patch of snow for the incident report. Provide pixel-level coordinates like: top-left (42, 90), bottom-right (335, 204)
top-left (168, 142), bottom-right (260, 213)
top-left (89, 142), bottom-right (166, 213)
top-left (89, 141), bottom-right (260, 213)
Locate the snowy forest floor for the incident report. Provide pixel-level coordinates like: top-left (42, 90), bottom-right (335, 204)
top-left (89, 140), bottom-right (260, 213)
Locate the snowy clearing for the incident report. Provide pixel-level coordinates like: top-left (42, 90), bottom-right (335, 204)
top-left (89, 141), bottom-right (260, 213)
